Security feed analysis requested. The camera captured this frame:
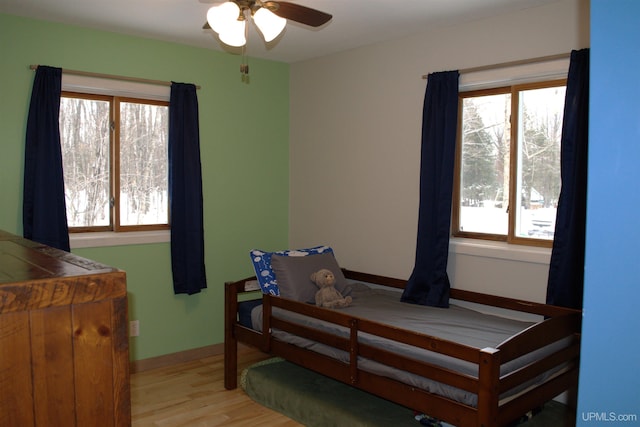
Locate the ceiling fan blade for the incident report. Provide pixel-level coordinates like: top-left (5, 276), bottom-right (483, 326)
top-left (272, 1), bottom-right (332, 27)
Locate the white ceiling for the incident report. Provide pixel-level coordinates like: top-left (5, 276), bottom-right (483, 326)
top-left (0, 0), bottom-right (559, 63)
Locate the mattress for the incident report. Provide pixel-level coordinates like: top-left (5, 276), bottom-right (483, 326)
top-left (249, 283), bottom-right (570, 407)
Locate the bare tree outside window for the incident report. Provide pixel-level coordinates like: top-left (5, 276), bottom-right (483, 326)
top-left (59, 93), bottom-right (169, 232)
top-left (119, 101), bottom-right (168, 226)
top-left (454, 80), bottom-right (565, 247)
top-left (459, 92), bottom-right (510, 235)
top-left (515, 86), bottom-right (565, 240)
top-left (60, 95), bottom-right (110, 228)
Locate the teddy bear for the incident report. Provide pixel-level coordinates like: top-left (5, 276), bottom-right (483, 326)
top-left (310, 268), bottom-right (352, 308)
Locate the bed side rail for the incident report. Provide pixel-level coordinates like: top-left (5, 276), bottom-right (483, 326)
top-left (342, 269), bottom-right (406, 289)
top-left (265, 294), bottom-right (482, 392)
top-left (450, 288), bottom-right (581, 318)
top-left (268, 312), bottom-right (480, 393)
top-left (343, 268), bottom-right (582, 320)
top-left (266, 294), bottom-right (479, 362)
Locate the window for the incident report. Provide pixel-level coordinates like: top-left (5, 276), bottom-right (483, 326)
top-left (59, 92), bottom-right (169, 232)
top-left (453, 80), bottom-right (566, 247)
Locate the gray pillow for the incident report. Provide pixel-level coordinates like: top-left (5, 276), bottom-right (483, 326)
top-left (271, 252), bottom-right (352, 303)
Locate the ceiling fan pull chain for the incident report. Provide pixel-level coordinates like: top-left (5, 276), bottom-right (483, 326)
top-left (241, 13), bottom-right (250, 81)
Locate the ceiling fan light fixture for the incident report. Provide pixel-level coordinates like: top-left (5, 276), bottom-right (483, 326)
top-left (202, 0), bottom-right (332, 74)
top-left (207, 2), bottom-right (241, 35)
top-left (218, 19), bottom-right (247, 47)
top-left (253, 7), bottom-right (286, 42)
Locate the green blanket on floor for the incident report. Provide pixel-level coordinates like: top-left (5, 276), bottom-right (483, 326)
top-left (242, 358), bottom-right (418, 427)
top-left (241, 358), bottom-right (574, 427)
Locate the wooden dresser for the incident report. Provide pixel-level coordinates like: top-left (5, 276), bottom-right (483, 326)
top-left (0, 230), bottom-right (130, 426)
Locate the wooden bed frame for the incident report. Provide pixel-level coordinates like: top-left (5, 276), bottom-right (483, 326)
top-left (224, 269), bottom-right (581, 427)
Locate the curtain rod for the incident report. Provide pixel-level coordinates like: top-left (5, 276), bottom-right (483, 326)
top-left (421, 52), bottom-right (571, 79)
top-left (29, 64), bottom-right (201, 89)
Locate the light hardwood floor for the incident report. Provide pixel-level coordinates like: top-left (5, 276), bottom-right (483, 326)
top-left (131, 346), bottom-right (302, 427)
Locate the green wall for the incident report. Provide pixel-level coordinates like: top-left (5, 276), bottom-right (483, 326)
top-left (0, 13), bottom-right (290, 361)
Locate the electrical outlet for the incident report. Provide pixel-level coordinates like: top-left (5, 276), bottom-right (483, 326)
top-left (129, 320), bottom-right (139, 337)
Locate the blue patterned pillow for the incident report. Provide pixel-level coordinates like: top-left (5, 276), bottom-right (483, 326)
top-left (249, 246), bottom-right (333, 295)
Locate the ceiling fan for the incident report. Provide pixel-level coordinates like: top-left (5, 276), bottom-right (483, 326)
top-left (203, 1), bottom-right (332, 47)
top-left (203, 1), bottom-right (332, 78)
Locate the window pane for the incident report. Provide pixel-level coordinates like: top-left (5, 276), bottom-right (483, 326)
top-left (515, 86), bottom-right (565, 240)
top-left (459, 93), bottom-right (511, 235)
top-left (60, 97), bottom-right (111, 227)
top-left (119, 101), bottom-right (169, 226)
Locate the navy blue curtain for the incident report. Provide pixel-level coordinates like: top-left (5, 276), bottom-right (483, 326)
top-left (23, 66), bottom-right (70, 252)
top-left (169, 82), bottom-right (207, 295)
top-left (401, 71), bottom-right (459, 308)
top-left (546, 49), bottom-right (590, 309)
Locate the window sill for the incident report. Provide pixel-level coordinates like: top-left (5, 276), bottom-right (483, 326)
top-left (449, 238), bottom-right (551, 265)
top-left (70, 230), bottom-right (170, 249)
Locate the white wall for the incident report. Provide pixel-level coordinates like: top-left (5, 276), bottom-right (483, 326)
top-left (289, 0), bottom-right (590, 302)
